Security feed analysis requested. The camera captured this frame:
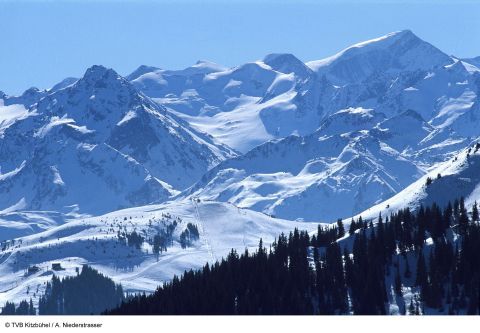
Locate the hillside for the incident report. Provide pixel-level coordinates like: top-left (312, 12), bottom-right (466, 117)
top-left (358, 143), bottom-right (480, 221)
top-left (107, 197), bottom-right (480, 315)
top-left (0, 199), bottom-right (317, 309)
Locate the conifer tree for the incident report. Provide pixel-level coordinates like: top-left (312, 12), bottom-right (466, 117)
top-left (472, 201), bottom-right (479, 222)
top-left (29, 299), bottom-right (35, 315)
top-left (349, 218), bottom-right (356, 235)
top-left (337, 219), bottom-right (345, 238)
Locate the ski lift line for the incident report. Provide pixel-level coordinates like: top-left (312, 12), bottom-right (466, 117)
top-left (191, 197), bottom-right (216, 263)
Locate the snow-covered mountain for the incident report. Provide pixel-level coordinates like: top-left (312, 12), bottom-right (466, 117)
top-left (2, 30), bottom-right (478, 222)
top-left (306, 30), bottom-right (452, 84)
top-left (128, 55), bottom-right (320, 153)
top-left (125, 30), bottom-right (479, 221)
top-left (185, 106), bottom-right (476, 221)
top-left (0, 66), bottom-right (234, 215)
top-left (186, 107), bottom-right (432, 221)
top-left (130, 30), bottom-right (477, 156)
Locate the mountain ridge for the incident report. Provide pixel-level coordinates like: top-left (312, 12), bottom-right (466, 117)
top-left (0, 65), bottom-right (235, 215)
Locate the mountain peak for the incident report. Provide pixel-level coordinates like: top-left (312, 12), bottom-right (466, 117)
top-left (23, 87), bottom-right (43, 94)
top-left (176, 60), bottom-right (226, 75)
top-left (74, 65), bottom-right (134, 93)
top-left (34, 65), bottom-right (146, 126)
top-left (263, 53), bottom-right (311, 76)
top-left (126, 65), bottom-right (162, 81)
top-left (306, 30), bottom-right (451, 84)
top-left (394, 29), bottom-right (413, 35)
top-left (344, 29), bottom-right (419, 51)
top-left (194, 60), bottom-right (219, 66)
top-left (81, 65), bottom-right (122, 84)
top-left (383, 29), bottom-right (415, 40)
top-left (263, 53), bottom-right (300, 64)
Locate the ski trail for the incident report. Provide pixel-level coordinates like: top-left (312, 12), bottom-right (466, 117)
top-left (191, 197), bottom-right (217, 263)
top-left (0, 251), bottom-right (12, 266)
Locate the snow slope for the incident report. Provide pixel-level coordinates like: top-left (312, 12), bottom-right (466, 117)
top-left (357, 143), bottom-right (480, 221)
top-left (186, 107), bottom-right (432, 221)
top-left (130, 55), bottom-right (321, 153)
top-left (0, 199), bottom-right (318, 308)
top-left (0, 211), bottom-right (76, 242)
top-left (185, 99), bottom-right (480, 222)
top-left (462, 56), bottom-right (480, 69)
top-left (0, 101), bottom-right (30, 138)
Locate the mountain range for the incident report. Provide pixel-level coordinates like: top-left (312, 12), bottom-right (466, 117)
top-left (133, 29), bottom-right (479, 221)
top-left (1, 30), bottom-right (480, 313)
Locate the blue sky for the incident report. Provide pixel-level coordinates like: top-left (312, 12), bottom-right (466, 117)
top-left (0, 0), bottom-right (479, 95)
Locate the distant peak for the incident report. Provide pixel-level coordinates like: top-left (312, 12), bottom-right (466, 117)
top-left (80, 65), bottom-right (124, 86)
top-left (190, 60), bottom-right (226, 72)
top-left (263, 53), bottom-right (311, 75)
top-left (263, 53), bottom-right (300, 64)
top-left (157, 60), bottom-right (227, 76)
top-left (382, 29), bottom-right (422, 43)
top-left (126, 65), bottom-right (162, 81)
top-left (19, 87), bottom-right (47, 99)
top-left (347, 29), bottom-right (420, 50)
top-left (137, 64), bottom-right (160, 71)
top-left (391, 29), bottom-right (415, 37)
top-left (24, 87), bottom-right (41, 93)
top-left (84, 65), bottom-right (117, 77)
top-left (307, 29), bottom-right (450, 82)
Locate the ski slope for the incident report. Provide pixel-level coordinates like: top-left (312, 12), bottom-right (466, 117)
top-left (0, 199), bottom-right (318, 308)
